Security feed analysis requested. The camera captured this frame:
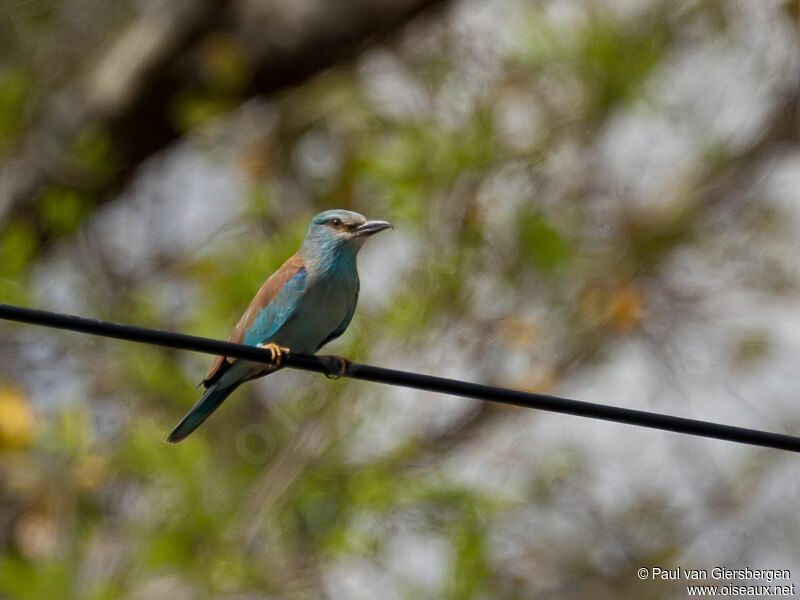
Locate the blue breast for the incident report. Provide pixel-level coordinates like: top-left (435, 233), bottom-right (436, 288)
top-left (273, 265), bottom-right (358, 353)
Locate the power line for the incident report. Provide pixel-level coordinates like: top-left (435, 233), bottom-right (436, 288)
top-left (1, 302), bottom-right (799, 453)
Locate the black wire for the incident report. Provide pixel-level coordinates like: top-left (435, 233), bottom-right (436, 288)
top-left (2, 302), bottom-right (799, 453)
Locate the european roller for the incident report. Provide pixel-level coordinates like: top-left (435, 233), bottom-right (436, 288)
top-left (166, 209), bottom-right (392, 443)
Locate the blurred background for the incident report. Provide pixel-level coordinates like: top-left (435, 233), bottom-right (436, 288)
top-left (1, 0), bottom-right (800, 597)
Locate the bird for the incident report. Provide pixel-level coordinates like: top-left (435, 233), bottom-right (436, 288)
top-left (166, 209), bottom-right (392, 443)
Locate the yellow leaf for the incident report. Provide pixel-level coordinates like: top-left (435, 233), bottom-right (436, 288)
top-left (579, 283), bottom-right (644, 331)
top-left (0, 384), bottom-right (36, 450)
top-left (74, 454), bottom-right (109, 491)
top-left (608, 284), bottom-right (643, 331)
top-left (495, 315), bottom-right (538, 348)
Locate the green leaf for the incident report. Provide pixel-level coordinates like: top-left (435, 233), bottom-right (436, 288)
top-left (38, 186), bottom-right (92, 235)
top-left (517, 212), bottom-right (571, 273)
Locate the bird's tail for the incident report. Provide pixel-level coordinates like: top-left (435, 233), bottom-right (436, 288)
top-left (166, 382), bottom-right (240, 444)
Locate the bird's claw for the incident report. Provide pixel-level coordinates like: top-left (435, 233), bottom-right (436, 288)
top-left (259, 342), bottom-right (289, 366)
top-left (321, 355), bottom-right (351, 379)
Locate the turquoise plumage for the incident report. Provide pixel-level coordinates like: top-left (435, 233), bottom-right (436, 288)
top-left (166, 209), bottom-right (392, 443)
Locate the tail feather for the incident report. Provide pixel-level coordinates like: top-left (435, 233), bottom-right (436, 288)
top-left (166, 382), bottom-right (240, 444)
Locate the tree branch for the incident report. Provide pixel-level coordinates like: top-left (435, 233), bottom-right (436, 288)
top-left (0, 0), bottom-right (450, 229)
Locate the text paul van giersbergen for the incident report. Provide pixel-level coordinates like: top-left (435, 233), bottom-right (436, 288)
top-left (648, 567), bottom-right (790, 582)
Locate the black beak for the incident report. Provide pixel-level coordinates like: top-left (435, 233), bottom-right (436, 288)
top-left (354, 219), bottom-right (393, 237)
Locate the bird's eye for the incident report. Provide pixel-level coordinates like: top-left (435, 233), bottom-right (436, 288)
top-left (330, 218), bottom-right (342, 227)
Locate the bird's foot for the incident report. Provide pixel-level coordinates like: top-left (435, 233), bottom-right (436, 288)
top-left (319, 355), bottom-right (352, 379)
top-left (259, 342), bottom-right (290, 366)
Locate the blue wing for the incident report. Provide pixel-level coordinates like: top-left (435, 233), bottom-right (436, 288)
top-left (243, 266), bottom-right (308, 346)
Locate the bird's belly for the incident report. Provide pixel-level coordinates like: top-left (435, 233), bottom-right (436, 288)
top-left (269, 282), bottom-right (355, 353)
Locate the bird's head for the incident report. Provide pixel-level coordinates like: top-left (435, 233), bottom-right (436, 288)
top-left (301, 209), bottom-right (392, 259)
